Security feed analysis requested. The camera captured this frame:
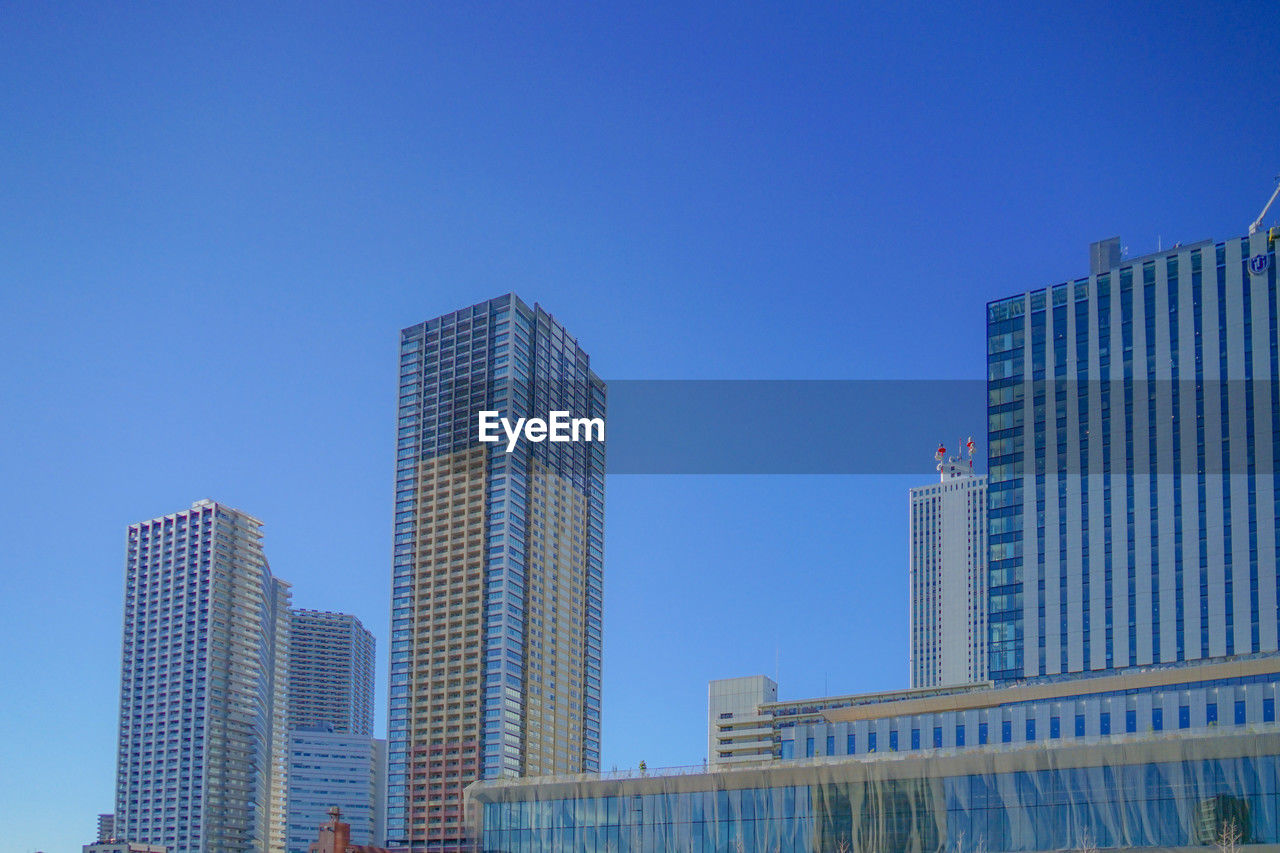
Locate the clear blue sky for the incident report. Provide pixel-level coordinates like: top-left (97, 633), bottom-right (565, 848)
top-left (2, 2), bottom-right (1277, 849)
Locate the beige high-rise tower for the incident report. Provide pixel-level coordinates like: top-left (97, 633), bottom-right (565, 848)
top-left (387, 295), bottom-right (606, 850)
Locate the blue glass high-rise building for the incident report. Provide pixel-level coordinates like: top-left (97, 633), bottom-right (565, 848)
top-left (388, 294), bottom-right (606, 849)
top-left (986, 231), bottom-right (1280, 682)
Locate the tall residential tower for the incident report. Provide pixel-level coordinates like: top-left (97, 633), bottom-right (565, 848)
top-left (986, 232), bottom-right (1280, 681)
top-left (285, 610), bottom-right (383, 853)
top-left (288, 610), bottom-right (375, 735)
top-left (115, 500), bottom-right (290, 853)
top-left (388, 294), bottom-right (606, 849)
top-left (909, 440), bottom-right (988, 687)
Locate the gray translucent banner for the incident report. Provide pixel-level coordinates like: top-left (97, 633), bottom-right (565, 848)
top-left (441, 380), bottom-right (1277, 474)
top-left (601, 380), bottom-right (982, 474)
top-left (594, 380), bottom-right (1276, 474)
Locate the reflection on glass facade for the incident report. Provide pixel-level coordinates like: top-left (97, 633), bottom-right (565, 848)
top-left (986, 233), bottom-right (1280, 682)
top-left (472, 730), bottom-right (1280, 851)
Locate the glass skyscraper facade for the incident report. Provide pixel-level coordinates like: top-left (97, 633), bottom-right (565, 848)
top-left (986, 232), bottom-right (1280, 682)
top-left (389, 294), bottom-right (606, 849)
top-left (115, 500), bottom-right (291, 853)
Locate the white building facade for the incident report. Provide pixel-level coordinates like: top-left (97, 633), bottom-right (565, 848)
top-left (285, 610), bottom-right (383, 849)
top-left (115, 500), bottom-right (290, 853)
top-left (285, 726), bottom-right (386, 853)
top-left (707, 675), bottom-right (778, 766)
top-left (910, 443), bottom-right (988, 687)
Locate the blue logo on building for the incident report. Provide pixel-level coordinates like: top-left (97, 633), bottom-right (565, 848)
top-left (1250, 253), bottom-right (1270, 275)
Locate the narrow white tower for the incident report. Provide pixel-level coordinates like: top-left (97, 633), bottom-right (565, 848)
top-left (910, 439), bottom-right (988, 688)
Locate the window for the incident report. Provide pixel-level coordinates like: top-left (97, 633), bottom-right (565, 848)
top-left (868, 732), bottom-right (877, 752)
top-left (955, 725), bottom-right (965, 746)
top-left (805, 737), bottom-right (814, 758)
top-left (1075, 714), bottom-right (1085, 737)
top-left (846, 734), bottom-right (855, 755)
top-left (1234, 700), bottom-right (1246, 725)
top-left (910, 729), bottom-right (920, 750)
top-left (1001, 720), bottom-right (1011, 743)
top-left (933, 726), bottom-right (943, 749)
top-left (1265, 698), bottom-right (1275, 723)
top-left (1050, 716), bottom-right (1060, 738)
top-left (1152, 708), bottom-right (1163, 731)
top-left (1207, 703), bottom-right (1218, 725)
top-left (977, 723), bottom-right (988, 745)
top-left (1125, 710), bottom-right (1136, 733)
top-left (1025, 719), bottom-right (1036, 742)
top-left (1179, 705), bottom-right (1190, 729)
top-left (889, 730), bottom-right (899, 751)
top-left (1100, 712), bottom-right (1111, 735)
top-left (825, 735), bottom-right (834, 755)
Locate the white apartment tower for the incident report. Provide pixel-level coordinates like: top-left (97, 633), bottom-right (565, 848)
top-left (288, 609), bottom-right (375, 735)
top-left (115, 500), bottom-right (290, 853)
top-left (910, 441), bottom-right (988, 688)
top-left (285, 610), bottom-right (383, 852)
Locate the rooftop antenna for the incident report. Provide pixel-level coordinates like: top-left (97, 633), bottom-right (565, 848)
top-left (1249, 174), bottom-right (1280, 236)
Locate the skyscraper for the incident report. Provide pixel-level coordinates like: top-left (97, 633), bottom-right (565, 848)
top-left (986, 231), bottom-right (1280, 682)
top-left (289, 610), bottom-right (375, 735)
top-left (910, 441), bottom-right (988, 688)
top-left (285, 610), bottom-right (382, 853)
top-left (388, 294), bottom-right (606, 849)
top-left (115, 500), bottom-right (290, 853)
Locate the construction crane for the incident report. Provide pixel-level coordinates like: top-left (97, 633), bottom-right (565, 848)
top-left (1249, 174), bottom-right (1280, 235)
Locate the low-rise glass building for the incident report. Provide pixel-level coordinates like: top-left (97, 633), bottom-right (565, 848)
top-left (470, 729), bottom-right (1280, 851)
top-left (710, 655), bottom-right (1280, 765)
